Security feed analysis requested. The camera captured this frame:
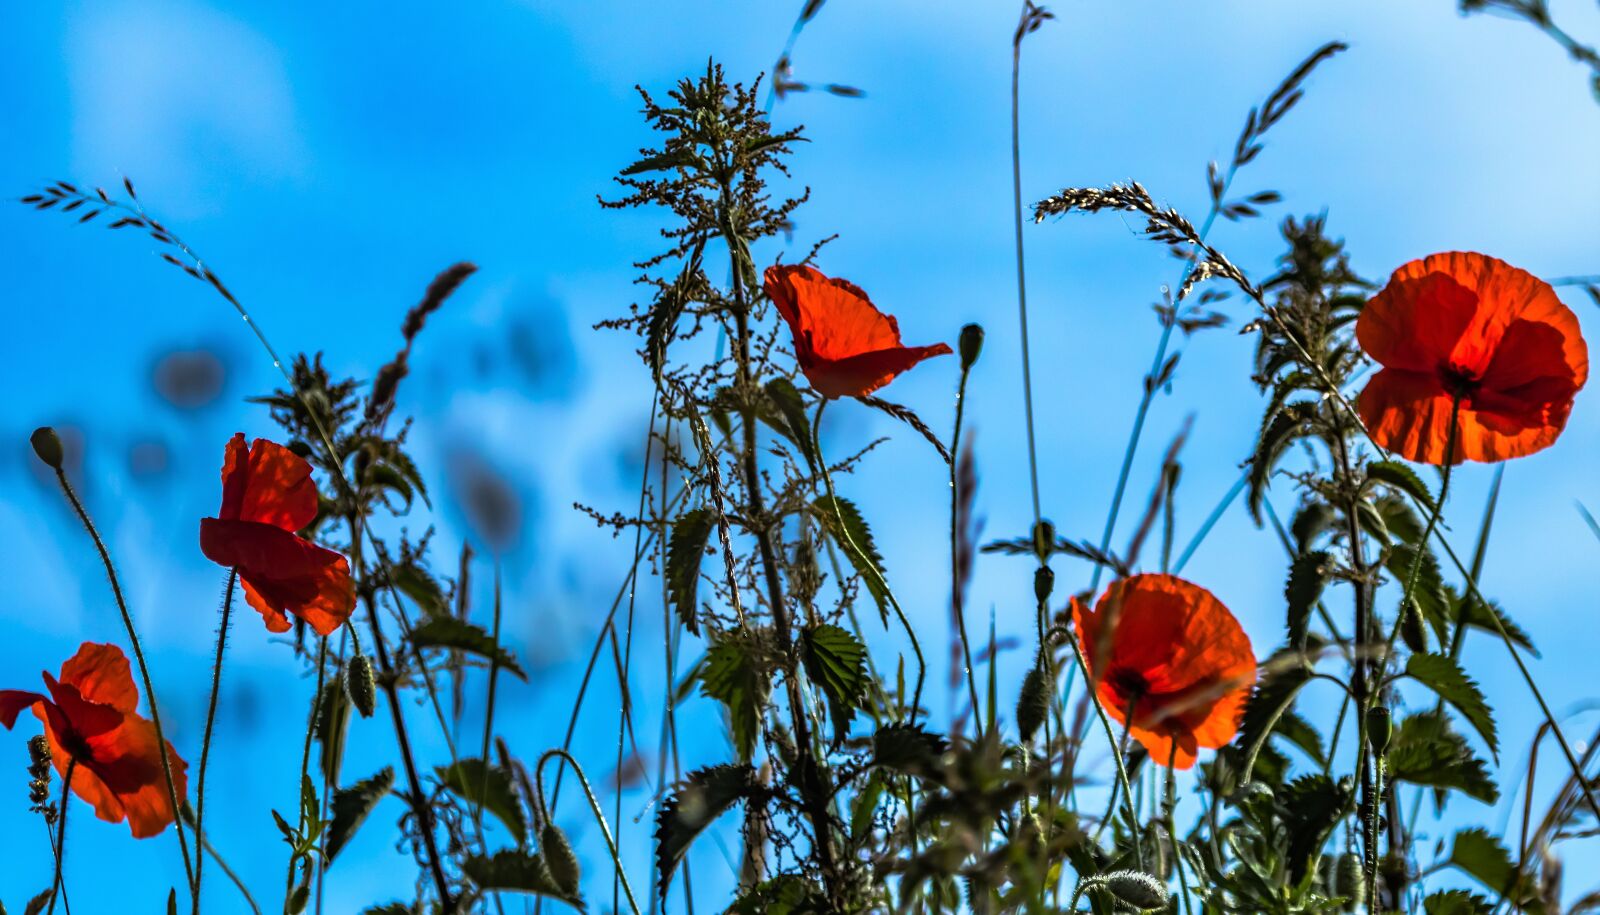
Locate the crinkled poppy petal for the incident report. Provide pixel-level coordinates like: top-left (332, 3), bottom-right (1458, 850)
top-left (804, 343), bottom-right (954, 399)
top-left (238, 438), bottom-right (320, 532)
top-left (0, 690), bottom-right (47, 729)
top-left (57, 642), bottom-right (139, 714)
top-left (1357, 369), bottom-right (1460, 465)
top-left (764, 265), bottom-right (902, 361)
top-left (41, 673), bottom-right (123, 741)
top-left (82, 714), bottom-right (186, 838)
top-left (1356, 269), bottom-right (1478, 373)
top-left (50, 742), bottom-right (129, 829)
top-left (204, 518), bottom-right (354, 635)
top-left (218, 433), bottom-right (249, 521)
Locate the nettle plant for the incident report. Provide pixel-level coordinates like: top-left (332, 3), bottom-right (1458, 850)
top-left (5, 21), bottom-right (1599, 915)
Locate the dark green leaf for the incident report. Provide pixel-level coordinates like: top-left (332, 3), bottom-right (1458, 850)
top-left (436, 759), bottom-right (527, 845)
top-left (726, 876), bottom-right (827, 914)
top-left (666, 508), bottom-right (713, 636)
top-left (326, 767), bottom-right (394, 864)
top-left (1235, 656), bottom-right (1311, 783)
top-left (1281, 774), bottom-right (1354, 884)
top-left (811, 495), bottom-right (889, 625)
top-left (1388, 711), bottom-right (1497, 804)
top-left (621, 149), bottom-right (698, 176)
top-left (800, 623), bottom-right (867, 745)
top-left (1385, 542), bottom-right (1449, 630)
top-left (701, 637), bottom-right (769, 762)
top-left (407, 617), bottom-right (526, 681)
top-left (1447, 828), bottom-right (1544, 912)
top-left (1248, 401), bottom-right (1316, 522)
top-left (656, 765), bottom-right (759, 896)
top-left (1367, 460), bottom-right (1436, 512)
top-left (316, 676), bottom-right (352, 785)
top-left (390, 561), bottom-right (449, 618)
top-left (1423, 890), bottom-right (1494, 915)
top-left (1454, 590), bottom-right (1537, 657)
top-left (851, 772), bottom-right (885, 840)
top-left (463, 850), bottom-right (582, 909)
top-left (762, 378), bottom-right (818, 473)
top-left (1285, 550), bottom-right (1329, 649)
top-left (1405, 653), bottom-right (1498, 760)
top-left (872, 723), bottom-right (949, 779)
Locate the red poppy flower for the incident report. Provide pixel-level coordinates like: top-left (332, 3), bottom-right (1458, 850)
top-left (1071, 574), bottom-right (1256, 770)
top-left (763, 264), bottom-right (952, 399)
top-left (0, 642), bottom-right (188, 838)
top-left (1356, 251), bottom-right (1588, 464)
top-left (200, 433), bottom-right (355, 635)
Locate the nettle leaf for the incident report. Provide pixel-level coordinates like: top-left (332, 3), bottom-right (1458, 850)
top-left (727, 876), bottom-right (828, 914)
top-left (873, 723), bottom-right (949, 779)
top-left (762, 378), bottom-right (818, 473)
top-left (1285, 550), bottom-right (1330, 649)
top-left (701, 637), bottom-right (769, 762)
top-left (1248, 400), bottom-right (1317, 522)
top-left (656, 765), bottom-right (759, 896)
top-left (23, 890), bottom-right (52, 915)
top-left (1235, 654), bottom-right (1311, 783)
top-left (1281, 773), bottom-right (1354, 884)
top-left (462, 850), bottom-right (582, 909)
top-left (666, 508), bottom-right (713, 636)
top-left (325, 767), bottom-right (394, 864)
top-left (1423, 890), bottom-right (1494, 915)
top-left (436, 759), bottom-right (527, 845)
top-left (811, 495), bottom-right (890, 625)
top-left (1366, 460), bottom-right (1436, 512)
top-left (801, 623), bottom-right (867, 744)
top-left (1385, 542), bottom-right (1449, 631)
top-left (1371, 492), bottom-right (1425, 546)
top-left (1406, 653), bottom-right (1498, 760)
top-left (407, 617), bottom-right (526, 681)
top-left (1273, 710), bottom-right (1326, 767)
top-left (1387, 710), bottom-right (1497, 804)
top-left (1448, 828), bottom-right (1545, 913)
top-left (1453, 589), bottom-right (1537, 657)
top-left (390, 561), bottom-right (450, 618)
top-left (316, 676), bottom-right (352, 785)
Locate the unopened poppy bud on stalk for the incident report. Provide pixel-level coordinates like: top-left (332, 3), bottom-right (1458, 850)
top-left (30, 426), bottom-right (64, 470)
top-left (959, 323), bottom-right (984, 371)
top-left (347, 654), bottom-right (377, 718)
top-left (1034, 565), bottom-right (1054, 603)
top-left (1366, 706), bottom-right (1392, 755)
top-left (1099, 870), bottom-right (1168, 910)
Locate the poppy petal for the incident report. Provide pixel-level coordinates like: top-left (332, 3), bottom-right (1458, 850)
top-left (238, 438), bottom-right (320, 532)
top-left (218, 433), bottom-right (250, 521)
top-left (805, 343), bottom-right (954, 399)
top-left (81, 715), bottom-right (186, 838)
top-left (57, 642), bottom-right (139, 714)
top-left (203, 518), bottom-right (355, 635)
top-left (0, 690), bottom-right (47, 729)
top-left (1356, 270), bottom-right (1478, 372)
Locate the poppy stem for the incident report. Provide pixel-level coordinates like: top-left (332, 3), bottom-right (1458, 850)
top-left (46, 759), bottom-right (76, 915)
top-left (535, 750), bottom-right (642, 915)
top-left (193, 568), bottom-right (237, 915)
top-left (950, 356), bottom-right (983, 739)
top-left (1071, 636), bottom-right (1142, 868)
top-left (47, 467), bottom-right (195, 895)
top-left (1164, 744), bottom-right (1193, 915)
top-left (1010, 0), bottom-right (1043, 532)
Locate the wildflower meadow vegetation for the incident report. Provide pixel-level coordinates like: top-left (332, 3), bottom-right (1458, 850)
top-left (3, 1), bottom-right (1600, 913)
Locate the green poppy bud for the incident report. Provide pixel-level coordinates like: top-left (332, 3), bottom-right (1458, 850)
top-left (347, 654), bottom-right (377, 719)
top-left (959, 323), bottom-right (984, 370)
top-left (1034, 565), bottom-right (1054, 603)
top-left (542, 822), bottom-right (581, 896)
top-left (1100, 870), bottom-right (1168, 910)
top-left (30, 427), bottom-right (64, 470)
top-left (1016, 664), bottom-right (1052, 743)
top-left (1399, 597), bottom-right (1428, 653)
top-left (1366, 706), bottom-right (1392, 755)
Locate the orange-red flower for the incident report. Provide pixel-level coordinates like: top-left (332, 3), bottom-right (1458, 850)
top-left (200, 433), bottom-right (355, 635)
top-left (1356, 251), bottom-right (1588, 464)
top-left (0, 643), bottom-right (188, 838)
top-left (1071, 574), bottom-right (1256, 769)
top-left (763, 264), bottom-right (952, 399)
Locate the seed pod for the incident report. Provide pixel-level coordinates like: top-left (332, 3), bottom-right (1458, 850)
top-left (959, 323), bottom-right (985, 371)
top-left (1399, 597), bottom-right (1428, 653)
top-left (30, 427), bottom-right (64, 470)
top-left (1366, 706), bottom-right (1392, 756)
top-left (1034, 565), bottom-right (1055, 603)
top-left (347, 654), bottom-right (377, 718)
top-left (1016, 664), bottom-right (1052, 743)
top-left (542, 822), bottom-right (581, 897)
top-left (1334, 852), bottom-right (1364, 911)
top-left (1100, 870), bottom-right (1168, 910)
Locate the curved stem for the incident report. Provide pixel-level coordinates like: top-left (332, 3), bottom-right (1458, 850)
top-left (1068, 633), bottom-right (1142, 868)
top-left (535, 750), bottom-right (641, 915)
top-left (47, 759), bottom-right (77, 915)
top-left (950, 362), bottom-right (983, 737)
top-left (49, 468), bottom-right (194, 892)
top-left (194, 569), bottom-right (237, 914)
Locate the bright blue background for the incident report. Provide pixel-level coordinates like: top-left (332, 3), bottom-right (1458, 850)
top-left (1, 1), bottom-right (1597, 911)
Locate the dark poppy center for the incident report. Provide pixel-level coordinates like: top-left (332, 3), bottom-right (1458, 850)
top-left (58, 729), bottom-right (94, 764)
top-left (1108, 668), bottom-right (1150, 709)
top-left (1436, 361), bottom-right (1482, 400)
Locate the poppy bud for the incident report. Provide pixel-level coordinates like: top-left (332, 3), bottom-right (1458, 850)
top-left (542, 822), bottom-right (581, 896)
top-left (1399, 597), bottom-right (1428, 654)
top-left (30, 427), bottom-right (64, 470)
top-left (958, 323), bottom-right (984, 371)
top-left (347, 654), bottom-right (377, 718)
top-left (1100, 870), bottom-right (1168, 910)
top-left (1016, 664), bottom-right (1052, 743)
top-left (1334, 852), bottom-right (1364, 911)
top-left (1366, 706), bottom-right (1392, 756)
top-left (1033, 566), bottom-right (1054, 603)
top-left (1031, 519), bottom-right (1055, 563)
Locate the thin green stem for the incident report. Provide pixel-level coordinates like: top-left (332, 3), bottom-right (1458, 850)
top-left (286, 638), bottom-right (327, 909)
top-left (1165, 745), bottom-right (1193, 915)
top-left (47, 759), bottom-right (77, 915)
top-left (1068, 631), bottom-right (1142, 868)
top-left (49, 468), bottom-right (194, 893)
top-left (194, 569), bottom-right (237, 915)
top-left (1011, 3), bottom-right (1042, 528)
top-left (535, 750), bottom-right (642, 915)
top-left (949, 362), bottom-right (983, 737)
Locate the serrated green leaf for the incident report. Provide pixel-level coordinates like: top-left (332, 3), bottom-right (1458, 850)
top-left (872, 723), bottom-right (949, 779)
top-left (1285, 550), bottom-right (1329, 649)
top-left (621, 149), bottom-right (698, 176)
top-left (1281, 774), bottom-right (1354, 884)
top-left (1453, 589), bottom-right (1537, 656)
top-left (1447, 828), bottom-right (1544, 912)
top-left (1423, 890), bottom-right (1494, 915)
top-left (762, 377), bottom-right (818, 473)
top-left (1367, 460), bottom-right (1436, 511)
top-left (407, 617), bottom-right (526, 681)
top-left (701, 638), bottom-right (768, 762)
top-left (801, 623), bottom-right (867, 744)
top-left (811, 495), bottom-right (889, 625)
top-left (1406, 653), bottom-right (1497, 760)
top-left (656, 765), bottom-right (758, 896)
top-left (463, 850), bottom-right (582, 909)
top-left (1385, 542), bottom-right (1449, 630)
top-left (727, 875), bottom-right (827, 914)
top-left (325, 767), bottom-right (394, 864)
top-left (666, 508), bottom-right (713, 637)
top-left (1235, 654), bottom-right (1311, 784)
top-left (1388, 711), bottom-right (1497, 804)
top-left (437, 758), bottom-right (527, 846)
top-left (1248, 401), bottom-right (1316, 522)
top-left (390, 561), bottom-right (450, 618)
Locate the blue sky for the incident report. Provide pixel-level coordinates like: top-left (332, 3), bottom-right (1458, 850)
top-left (1, 0), bottom-right (1598, 911)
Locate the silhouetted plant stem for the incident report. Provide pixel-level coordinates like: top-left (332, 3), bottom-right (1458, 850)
top-left (1164, 745), bottom-right (1193, 915)
top-left (1011, 1), bottom-right (1044, 530)
top-left (949, 357), bottom-right (983, 738)
top-left (194, 569), bottom-right (237, 915)
top-left (48, 467), bottom-right (194, 894)
top-left (46, 759), bottom-right (76, 915)
top-left (534, 750), bottom-right (640, 915)
top-left (1066, 631), bottom-right (1141, 867)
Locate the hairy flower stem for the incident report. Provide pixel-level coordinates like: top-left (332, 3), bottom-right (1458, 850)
top-left (1165, 745), bottom-right (1193, 915)
top-left (194, 569), bottom-right (237, 915)
top-left (47, 759), bottom-right (77, 915)
top-left (1010, 1), bottom-right (1043, 529)
top-left (49, 468), bottom-right (195, 894)
top-left (1066, 631), bottom-right (1142, 869)
top-left (950, 364), bottom-right (983, 737)
top-left (729, 264), bottom-right (845, 903)
top-left (535, 750), bottom-right (641, 915)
